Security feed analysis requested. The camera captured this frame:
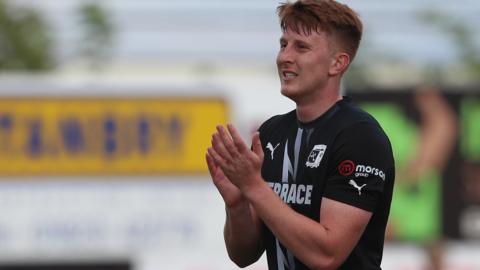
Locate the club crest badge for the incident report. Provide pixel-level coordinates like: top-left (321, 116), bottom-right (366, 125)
top-left (306, 144), bottom-right (327, 168)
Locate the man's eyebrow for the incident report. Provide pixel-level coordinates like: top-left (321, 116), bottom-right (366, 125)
top-left (296, 40), bottom-right (312, 47)
top-left (280, 38), bottom-right (311, 46)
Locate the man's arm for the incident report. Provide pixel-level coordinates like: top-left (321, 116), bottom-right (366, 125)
top-left (209, 124), bottom-right (372, 270)
top-left (206, 142), bottom-right (265, 267)
top-left (223, 201), bottom-right (265, 267)
top-left (243, 176), bottom-right (371, 270)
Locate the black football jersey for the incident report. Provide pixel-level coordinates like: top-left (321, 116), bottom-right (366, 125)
top-left (258, 98), bottom-right (395, 270)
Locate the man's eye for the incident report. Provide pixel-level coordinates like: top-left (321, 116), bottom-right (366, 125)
top-left (297, 44), bottom-right (308, 50)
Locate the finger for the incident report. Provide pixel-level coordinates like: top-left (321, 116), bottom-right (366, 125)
top-left (206, 152), bottom-right (217, 177)
top-left (207, 152), bottom-right (228, 188)
top-left (252, 132), bottom-right (264, 161)
top-left (208, 147), bottom-right (228, 171)
top-left (227, 124), bottom-right (248, 153)
top-left (212, 133), bottom-right (233, 160)
top-left (217, 125), bottom-right (240, 157)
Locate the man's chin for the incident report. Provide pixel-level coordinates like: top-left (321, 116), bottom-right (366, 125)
top-left (281, 88), bottom-right (300, 101)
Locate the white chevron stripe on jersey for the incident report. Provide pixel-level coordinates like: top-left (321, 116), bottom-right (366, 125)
top-left (276, 238), bottom-right (296, 270)
top-left (282, 128), bottom-right (303, 183)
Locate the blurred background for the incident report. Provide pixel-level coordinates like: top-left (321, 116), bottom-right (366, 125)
top-left (0, 0), bottom-right (479, 269)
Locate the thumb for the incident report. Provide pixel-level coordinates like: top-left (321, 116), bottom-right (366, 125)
top-left (252, 132), bottom-right (264, 161)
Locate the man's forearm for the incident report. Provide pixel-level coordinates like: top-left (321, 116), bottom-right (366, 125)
top-left (242, 179), bottom-right (368, 270)
top-left (224, 200), bottom-right (265, 267)
top-left (242, 180), bottom-right (335, 269)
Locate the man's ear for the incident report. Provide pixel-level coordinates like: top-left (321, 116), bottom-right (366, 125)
top-left (329, 52), bottom-right (350, 76)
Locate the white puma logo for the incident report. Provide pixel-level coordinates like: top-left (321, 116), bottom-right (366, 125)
top-left (266, 142), bottom-right (280, 160)
top-left (349, 179), bottom-right (367, 195)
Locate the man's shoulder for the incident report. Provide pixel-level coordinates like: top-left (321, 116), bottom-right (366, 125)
top-left (328, 98), bottom-right (386, 137)
top-left (336, 98), bottom-right (379, 125)
top-left (258, 109), bottom-right (296, 133)
top-left (334, 99), bottom-right (394, 158)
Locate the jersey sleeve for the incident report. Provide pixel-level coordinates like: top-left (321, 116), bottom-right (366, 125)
top-left (323, 122), bottom-right (394, 212)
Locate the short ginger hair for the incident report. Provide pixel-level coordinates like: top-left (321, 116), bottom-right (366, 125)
top-left (277, 0), bottom-right (363, 61)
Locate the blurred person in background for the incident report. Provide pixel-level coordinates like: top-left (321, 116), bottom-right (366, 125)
top-left (386, 86), bottom-right (457, 270)
top-left (206, 0), bottom-right (395, 269)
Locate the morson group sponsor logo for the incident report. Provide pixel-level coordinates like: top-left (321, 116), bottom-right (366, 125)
top-left (338, 160), bottom-right (386, 181)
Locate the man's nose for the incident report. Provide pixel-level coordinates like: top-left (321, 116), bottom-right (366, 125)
top-left (277, 47), bottom-right (294, 64)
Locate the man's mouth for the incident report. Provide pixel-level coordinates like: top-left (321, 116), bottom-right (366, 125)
top-left (282, 71), bottom-right (298, 80)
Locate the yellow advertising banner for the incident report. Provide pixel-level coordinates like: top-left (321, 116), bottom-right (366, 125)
top-left (0, 98), bottom-right (228, 175)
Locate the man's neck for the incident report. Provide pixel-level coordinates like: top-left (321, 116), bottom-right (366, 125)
top-left (296, 91), bottom-right (342, 123)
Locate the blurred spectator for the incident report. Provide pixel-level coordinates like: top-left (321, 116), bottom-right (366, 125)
top-left (386, 86), bottom-right (457, 270)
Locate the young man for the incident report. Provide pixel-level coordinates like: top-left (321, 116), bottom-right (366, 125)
top-left (206, 0), bottom-right (395, 269)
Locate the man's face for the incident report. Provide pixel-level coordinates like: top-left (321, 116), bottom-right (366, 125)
top-left (276, 28), bottom-right (334, 102)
